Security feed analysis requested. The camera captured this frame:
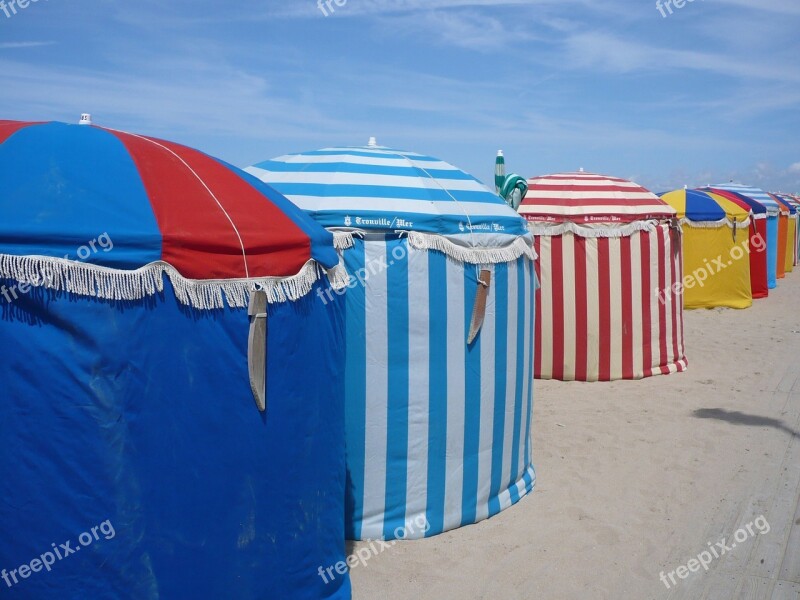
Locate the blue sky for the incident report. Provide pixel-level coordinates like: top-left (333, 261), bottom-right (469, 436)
top-left (1, 0), bottom-right (798, 193)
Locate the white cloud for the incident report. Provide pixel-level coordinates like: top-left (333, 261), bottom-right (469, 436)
top-left (0, 41), bottom-right (55, 49)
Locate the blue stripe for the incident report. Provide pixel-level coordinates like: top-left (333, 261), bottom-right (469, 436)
top-left (488, 262), bottom-right (509, 519)
top-left (425, 251), bottom-right (448, 537)
top-left (461, 267), bottom-right (481, 527)
top-left (343, 240), bottom-right (367, 540)
top-left (508, 261), bottom-right (527, 505)
top-left (302, 209), bottom-right (530, 237)
top-left (273, 183), bottom-right (500, 204)
top-left (254, 161), bottom-right (477, 182)
top-left (283, 149), bottom-right (441, 162)
top-left (0, 122), bottom-right (163, 267)
top-left (383, 239), bottom-right (410, 540)
top-left (767, 215), bottom-right (778, 289)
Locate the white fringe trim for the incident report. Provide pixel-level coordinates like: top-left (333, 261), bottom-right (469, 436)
top-left (331, 231), bottom-right (355, 251)
top-left (679, 217), bottom-right (751, 229)
top-left (527, 220), bottom-right (664, 239)
top-left (406, 231), bottom-right (536, 264)
top-left (0, 254), bottom-right (346, 310)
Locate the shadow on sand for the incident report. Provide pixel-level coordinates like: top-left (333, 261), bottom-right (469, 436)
top-left (693, 408), bottom-right (800, 439)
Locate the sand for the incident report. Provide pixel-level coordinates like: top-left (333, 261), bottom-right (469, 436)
top-left (348, 272), bottom-right (800, 599)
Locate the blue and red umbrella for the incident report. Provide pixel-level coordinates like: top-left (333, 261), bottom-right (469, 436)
top-left (0, 119), bottom-right (339, 305)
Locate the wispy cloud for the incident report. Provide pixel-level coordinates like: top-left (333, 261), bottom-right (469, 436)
top-left (0, 41), bottom-right (55, 49)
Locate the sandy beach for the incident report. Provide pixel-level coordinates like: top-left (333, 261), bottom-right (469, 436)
top-left (350, 273), bottom-right (800, 600)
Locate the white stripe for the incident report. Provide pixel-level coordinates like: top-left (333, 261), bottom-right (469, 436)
top-left (361, 240), bottom-right (389, 538)
top-left (662, 227), bottom-right (675, 367)
top-left (608, 238), bottom-right (623, 380)
top-left (585, 237), bottom-right (601, 381)
top-left (404, 244), bottom-right (430, 533)
top-left (475, 264), bottom-right (497, 523)
top-left (524, 191), bottom-right (662, 201)
top-left (649, 230), bottom-right (661, 378)
top-left (249, 169), bottom-right (490, 194)
top-left (517, 261), bottom-right (532, 480)
top-left (630, 233), bottom-right (644, 378)
top-left (251, 156), bottom-right (465, 171)
top-left (443, 258), bottom-right (466, 532)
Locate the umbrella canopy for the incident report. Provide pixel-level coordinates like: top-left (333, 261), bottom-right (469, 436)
top-left (659, 188), bottom-right (749, 224)
top-left (0, 119), bottom-right (341, 308)
top-left (710, 182), bottom-right (783, 216)
top-left (246, 143), bottom-right (530, 251)
top-left (520, 171), bottom-right (675, 225)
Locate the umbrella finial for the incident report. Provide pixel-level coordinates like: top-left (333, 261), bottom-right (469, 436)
top-left (579, 167), bottom-right (584, 173)
top-left (367, 137), bottom-right (377, 148)
top-left (497, 149), bottom-right (504, 157)
top-left (78, 113), bottom-right (92, 126)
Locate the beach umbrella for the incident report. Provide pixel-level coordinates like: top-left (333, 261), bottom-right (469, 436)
top-left (247, 143), bottom-right (537, 541)
top-left (521, 171), bottom-right (685, 381)
top-left (0, 119), bottom-right (351, 600)
top-left (659, 188), bottom-right (752, 309)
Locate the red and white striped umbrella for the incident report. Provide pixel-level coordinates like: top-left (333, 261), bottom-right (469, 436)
top-left (520, 171), bottom-right (675, 224)
top-left (524, 171), bottom-right (685, 381)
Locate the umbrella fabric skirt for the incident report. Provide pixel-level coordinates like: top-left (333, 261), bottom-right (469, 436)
top-left (0, 278), bottom-right (350, 600)
top-left (339, 235), bottom-right (536, 541)
top-left (777, 213), bottom-right (788, 279)
top-left (534, 223), bottom-right (687, 381)
top-left (680, 223), bottom-right (752, 309)
top-left (766, 214), bottom-right (779, 288)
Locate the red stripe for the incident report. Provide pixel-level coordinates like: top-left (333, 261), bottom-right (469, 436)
top-left (106, 130), bottom-right (311, 280)
top-left (550, 236), bottom-right (565, 381)
top-left (597, 238), bottom-right (611, 382)
top-left (573, 236), bottom-right (588, 381)
top-left (0, 120), bottom-right (43, 145)
top-left (620, 236), bottom-right (634, 379)
top-left (639, 232), bottom-right (653, 378)
top-left (669, 226), bottom-right (681, 372)
top-left (533, 236), bottom-right (542, 379)
top-left (656, 226), bottom-right (669, 374)
top-left (531, 174), bottom-right (630, 183)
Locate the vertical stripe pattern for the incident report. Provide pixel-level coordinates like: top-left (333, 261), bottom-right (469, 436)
top-left (344, 237), bottom-right (536, 540)
top-left (534, 224), bottom-right (687, 381)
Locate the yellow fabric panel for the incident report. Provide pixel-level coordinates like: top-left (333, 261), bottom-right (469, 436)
top-left (786, 217), bottom-right (796, 273)
top-left (682, 225), bottom-right (752, 309)
top-left (705, 192), bottom-right (750, 221)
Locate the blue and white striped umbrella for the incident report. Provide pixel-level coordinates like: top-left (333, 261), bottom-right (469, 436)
top-left (246, 143), bottom-right (530, 247)
top-left (247, 142), bottom-right (537, 541)
top-left (711, 183), bottom-right (782, 216)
